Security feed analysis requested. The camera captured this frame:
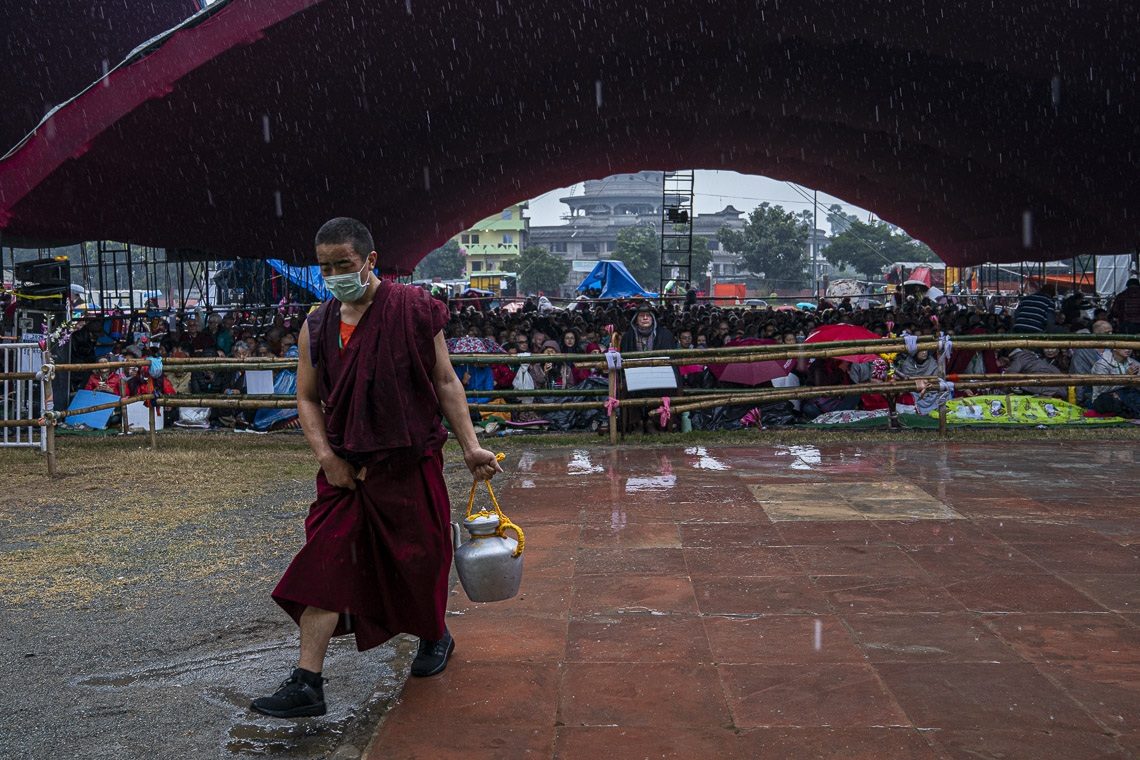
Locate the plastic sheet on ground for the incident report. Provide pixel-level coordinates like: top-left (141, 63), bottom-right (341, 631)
top-left (933, 395), bottom-right (1124, 425)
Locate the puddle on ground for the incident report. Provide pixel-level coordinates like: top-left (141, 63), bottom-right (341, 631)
top-left (684, 446), bottom-right (729, 471)
top-left (74, 635), bottom-right (403, 758)
top-left (625, 474), bottom-right (677, 492)
top-left (567, 449), bottom-right (604, 475)
top-left (775, 444), bottom-right (822, 470)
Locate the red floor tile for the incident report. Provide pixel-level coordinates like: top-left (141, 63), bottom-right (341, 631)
top-left (792, 545), bottom-right (926, 577)
top-left (774, 520), bottom-right (886, 546)
top-left (904, 542), bottom-right (1041, 582)
top-left (703, 614), bottom-right (865, 664)
top-left (927, 729), bottom-right (1131, 760)
top-left (685, 547), bottom-right (803, 576)
top-left (1060, 574), bottom-right (1140, 613)
top-left (521, 547), bottom-right (576, 580)
top-left (943, 573), bottom-right (1108, 613)
top-left (447, 611), bottom-right (567, 663)
top-left (814, 575), bottom-right (966, 614)
top-left (1040, 662), bottom-right (1140, 734)
top-left (578, 521), bottom-right (680, 548)
top-left (570, 573), bottom-right (697, 616)
top-left (843, 612), bottom-right (1024, 663)
top-left (680, 521), bottom-right (787, 547)
top-left (875, 662), bottom-right (1100, 731)
top-left (732, 727), bottom-right (941, 759)
top-left (566, 614), bottom-right (711, 662)
top-left (984, 613), bottom-right (1140, 665)
top-left (719, 663), bottom-right (908, 728)
top-left (976, 518), bottom-right (1122, 545)
top-left (559, 662), bottom-right (730, 727)
top-left (692, 575), bottom-right (829, 616)
top-left (368, 723), bottom-right (555, 760)
top-left (382, 661), bottom-right (560, 727)
top-left (449, 576), bottom-right (572, 617)
top-left (574, 547), bottom-right (687, 576)
top-left (553, 726), bottom-right (734, 759)
top-left (875, 519), bottom-right (999, 547)
top-left (369, 445), bottom-right (1140, 756)
top-left (1015, 542), bottom-right (1140, 574)
top-left (942, 497), bottom-right (1055, 518)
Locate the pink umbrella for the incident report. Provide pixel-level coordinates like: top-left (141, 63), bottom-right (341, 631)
top-left (803, 324), bottom-right (883, 362)
top-left (707, 338), bottom-right (791, 386)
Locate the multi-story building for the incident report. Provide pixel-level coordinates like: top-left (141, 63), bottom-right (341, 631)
top-left (527, 171), bottom-right (832, 294)
top-left (452, 202), bottom-right (528, 279)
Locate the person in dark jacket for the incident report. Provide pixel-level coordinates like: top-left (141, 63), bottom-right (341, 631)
top-left (619, 304), bottom-right (678, 432)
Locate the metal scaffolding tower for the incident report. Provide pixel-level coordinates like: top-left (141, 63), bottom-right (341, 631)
top-left (659, 170), bottom-right (695, 296)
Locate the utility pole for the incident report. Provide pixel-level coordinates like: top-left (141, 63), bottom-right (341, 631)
top-left (812, 189), bottom-right (819, 298)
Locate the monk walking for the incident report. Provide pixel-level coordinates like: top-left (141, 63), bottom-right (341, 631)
top-left (251, 217), bottom-right (501, 718)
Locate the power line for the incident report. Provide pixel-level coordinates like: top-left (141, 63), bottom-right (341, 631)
top-left (786, 181), bottom-right (895, 268)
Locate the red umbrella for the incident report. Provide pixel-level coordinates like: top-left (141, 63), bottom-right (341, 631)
top-left (803, 324), bottom-right (883, 363)
top-left (707, 338), bottom-right (792, 386)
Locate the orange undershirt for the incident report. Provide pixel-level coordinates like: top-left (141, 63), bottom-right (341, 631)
top-left (339, 320), bottom-right (357, 350)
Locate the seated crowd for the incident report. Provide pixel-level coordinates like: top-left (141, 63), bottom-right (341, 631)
top-left (443, 278), bottom-right (1140, 427)
top-left (65, 276), bottom-right (1140, 431)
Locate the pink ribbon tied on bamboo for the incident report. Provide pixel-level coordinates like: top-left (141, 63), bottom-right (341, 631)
top-left (658, 396), bottom-right (671, 428)
top-left (604, 396), bottom-right (620, 417)
top-left (740, 407), bottom-right (763, 428)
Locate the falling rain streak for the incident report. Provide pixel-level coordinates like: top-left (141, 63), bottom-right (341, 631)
top-left (1022, 210), bottom-right (1034, 248)
top-left (273, 191), bottom-right (283, 218)
top-left (261, 114), bottom-right (271, 143)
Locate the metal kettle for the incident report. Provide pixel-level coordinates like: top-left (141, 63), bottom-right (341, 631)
top-left (453, 464), bottom-right (525, 603)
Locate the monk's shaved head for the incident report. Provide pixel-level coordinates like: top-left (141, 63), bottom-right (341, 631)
top-left (315, 217), bottom-right (374, 260)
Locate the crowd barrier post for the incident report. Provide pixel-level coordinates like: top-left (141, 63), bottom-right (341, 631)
top-left (149, 402), bottom-right (158, 450)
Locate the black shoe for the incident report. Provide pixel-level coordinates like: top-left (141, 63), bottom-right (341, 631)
top-left (250, 668), bottom-right (327, 718)
top-left (410, 629), bottom-right (455, 677)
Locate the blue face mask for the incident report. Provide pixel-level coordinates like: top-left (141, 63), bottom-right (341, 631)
top-left (323, 258), bottom-right (371, 303)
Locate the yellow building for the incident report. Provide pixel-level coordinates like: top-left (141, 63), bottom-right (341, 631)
top-left (452, 202), bottom-right (528, 279)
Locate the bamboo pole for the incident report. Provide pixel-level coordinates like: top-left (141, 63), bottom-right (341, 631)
top-left (160, 397), bottom-right (298, 410)
top-left (45, 422), bottom-right (57, 478)
top-left (652, 375), bottom-right (1140, 416)
top-left (51, 394), bottom-right (154, 420)
top-left (465, 387), bottom-right (608, 398)
top-left (41, 341), bottom-right (57, 478)
top-left (608, 367), bottom-right (619, 445)
top-left (149, 403), bottom-right (157, 449)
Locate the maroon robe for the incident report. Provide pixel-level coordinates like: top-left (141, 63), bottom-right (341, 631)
top-left (272, 283), bottom-right (452, 650)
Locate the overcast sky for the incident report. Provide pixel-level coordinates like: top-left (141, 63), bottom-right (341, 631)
top-left (525, 170), bottom-right (875, 230)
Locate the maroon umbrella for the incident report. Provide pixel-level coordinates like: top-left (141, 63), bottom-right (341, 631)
top-left (708, 338), bottom-right (792, 386)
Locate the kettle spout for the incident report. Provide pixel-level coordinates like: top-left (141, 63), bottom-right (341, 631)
top-left (451, 521), bottom-right (462, 551)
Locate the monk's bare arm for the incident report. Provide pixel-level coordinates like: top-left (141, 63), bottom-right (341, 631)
top-left (296, 322), bottom-right (359, 489)
top-left (430, 332), bottom-right (502, 481)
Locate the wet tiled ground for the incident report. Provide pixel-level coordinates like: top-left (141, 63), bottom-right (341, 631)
top-left (367, 443), bottom-right (1140, 759)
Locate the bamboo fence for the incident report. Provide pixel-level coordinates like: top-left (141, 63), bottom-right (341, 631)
top-left (11, 332), bottom-right (1139, 477)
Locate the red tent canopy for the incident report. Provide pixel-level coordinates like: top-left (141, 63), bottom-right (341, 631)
top-left (0, 0), bottom-right (200, 154)
top-left (1, 0), bottom-right (1137, 272)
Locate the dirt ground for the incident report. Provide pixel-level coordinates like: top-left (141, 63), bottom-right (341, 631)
top-left (0, 432), bottom-right (481, 760)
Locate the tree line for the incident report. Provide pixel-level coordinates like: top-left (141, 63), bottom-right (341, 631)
top-left (414, 202), bottom-right (937, 294)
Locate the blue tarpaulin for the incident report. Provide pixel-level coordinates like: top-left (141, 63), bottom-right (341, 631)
top-left (575, 260), bottom-right (657, 299)
top-left (266, 259), bottom-right (330, 300)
